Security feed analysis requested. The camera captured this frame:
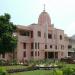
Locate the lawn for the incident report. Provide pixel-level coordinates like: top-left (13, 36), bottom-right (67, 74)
top-left (9, 64), bottom-right (75, 75)
top-left (9, 70), bottom-right (53, 75)
top-left (0, 65), bottom-right (27, 70)
top-left (65, 64), bottom-right (75, 68)
top-left (1, 64), bottom-right (75, 75)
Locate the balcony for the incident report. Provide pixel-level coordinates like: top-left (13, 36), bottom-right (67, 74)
top-left (68, 48), bottom-right (75, 52)
top-left (18, 35), bottom-right (31, 42)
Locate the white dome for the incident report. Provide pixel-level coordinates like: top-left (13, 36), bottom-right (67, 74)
top-left (38, 10), bottom-right (51, 26)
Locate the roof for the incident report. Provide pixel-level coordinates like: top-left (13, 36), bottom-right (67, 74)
top-left (16, 25), bottom-right (32, 31)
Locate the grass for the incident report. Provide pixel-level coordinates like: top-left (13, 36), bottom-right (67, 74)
top-left (9, 64), bottom-right (75, 75)
top-left (1, 63), bottom-right (75, 75)
top-left (0, 65), bottom-right (27, 70)
top-left (9, 70), bottom-right (52, 75)
top-left (65, 64), bottom-right (75, 68)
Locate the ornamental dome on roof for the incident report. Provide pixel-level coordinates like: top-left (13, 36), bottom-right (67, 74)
top-left (38, 10), bottom-right (51, 26)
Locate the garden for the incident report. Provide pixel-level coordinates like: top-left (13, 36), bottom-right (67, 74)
top-left (0, 59), bottom-right (75, 75)
top-left (0, 12), bottom-right (75, 75)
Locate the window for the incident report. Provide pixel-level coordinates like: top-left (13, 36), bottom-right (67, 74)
top-left (35, 43), bottom-right (37, 49)
top-left (2, 53), bottom-right (5, 58)
top-left (38, 31), bottom-right (41, 37)
top-left (31, 31), bottom-right (33, 38)
top-left (68, 45), bottom-right (72, 49)
top-left (61, 52), bottom-right (63, 56)
top-left (35, 51), bottom-right (37, 56)
top-left (60, 35), bottom-right (62, 40)
top-left (55, 45), bottom-right (57, 49)
top-left (38, 51), bottom-right (39, 56)
top-left (45, 45), bottom-right (47, 49)
top-left (20, 31), bottom-right (30, 36)
top-left (23, 51), bottom-right (26, 57)
top-left (62, 45), bottom-right (64, 50)
top-left (48, 34), bottom-right (52, 39)
top-left (50, 45), bottom-right (52, 48)
top-left (23, 43), bottom-right (26, 49)
top-left (27, 31), bottom-right (29, 36)
top-left (38, 43), bottom-right (39, 49)
top-left (31, 43), bottom-right (34, 49)
top-left (31, 51), bottom-right (33, 56)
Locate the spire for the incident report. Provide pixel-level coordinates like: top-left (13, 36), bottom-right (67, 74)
top-left (43, 4), bottom-right (45, 12)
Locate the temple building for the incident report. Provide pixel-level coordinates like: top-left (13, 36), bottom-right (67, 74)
top-left (0, 8), bottom-right (75, 62)
top-left (16, 9), bottom-right (69, 61)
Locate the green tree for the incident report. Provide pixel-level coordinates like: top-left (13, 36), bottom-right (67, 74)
top-left (0, 13), bottom-right (17, 55)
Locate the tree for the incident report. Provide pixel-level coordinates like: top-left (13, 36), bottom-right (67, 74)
top-left (0, 13), bottom-right (17, 55)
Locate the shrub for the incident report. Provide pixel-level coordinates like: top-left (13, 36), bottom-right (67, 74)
top-left (0, 68), bottom-right (7, 75)
top-left (26, 65), bottom-right (35, 71)
top-left (0, 59), bottom-right (7, 66)
top-left (9, 59), bottom-right (17, 65)
top-left (63, 67), bottom-right (74, 75)
top-left (55, 70), bottom-right (63, 75)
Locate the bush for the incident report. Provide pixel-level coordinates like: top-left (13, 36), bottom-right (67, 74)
top-left (0, 68), bottom-right (7, 75)
top-left (55, 70), bottom-right (63, 75)
top-left (0, 59), bottom-right (7, 66)
top-left (63, 67), bottom-right (74, 75)
top-left (26, 65), bottom-right (35, 71)
top-left (61, 57), bottom-right (75, 64)
top-left (9, 59), bottom-right (18, 65)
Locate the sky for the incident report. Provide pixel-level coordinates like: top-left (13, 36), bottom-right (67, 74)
top-left (0, 0), bottom-right (75, 36)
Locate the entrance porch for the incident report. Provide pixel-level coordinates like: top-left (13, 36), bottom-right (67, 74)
top-left (45, 52), bottom-right (58, 59)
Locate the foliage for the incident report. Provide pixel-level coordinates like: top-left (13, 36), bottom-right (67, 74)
top-left (0, 60), bottom-right (75, 75)
top-left (0, 64), bottom-right (75, 75)
top-left (10, 59), bottom-right (18, 65)
top-left (28, 59), bottom-right (56, 65)
top-left (55, 70), bottom-right (63, 75)
top-left (0, 59), bottom-right (7, 66)
top-left (0, 13), bottom-right (17, 54)
top-left (63, 67), bottom-right (75, 75)
top-left (0, 68), bottom-right (7, 75)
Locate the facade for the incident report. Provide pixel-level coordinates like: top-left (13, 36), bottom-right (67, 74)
top-left (68, 38), bottom-right (75, 58)
top-left (0, 9), bottom-right (75, 62)
top-left (16, 9), bottom-right (69, 62)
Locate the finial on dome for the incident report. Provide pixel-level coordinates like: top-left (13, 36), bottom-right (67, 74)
top-left (43, 4), bottom-right (45, 12)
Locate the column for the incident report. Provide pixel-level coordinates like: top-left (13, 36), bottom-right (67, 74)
top-left (33, 42), bottom-right (35, 59)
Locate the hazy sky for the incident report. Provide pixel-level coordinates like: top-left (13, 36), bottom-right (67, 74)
top-left (0, 0), bottom-right (75, 36)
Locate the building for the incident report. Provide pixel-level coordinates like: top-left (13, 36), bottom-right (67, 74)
top-left (16, 9), bottom-right (69, 62)
top-left (0, 8), bottom-right (75, 62)
top-left (68, 37), bottom-right (75, 58)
